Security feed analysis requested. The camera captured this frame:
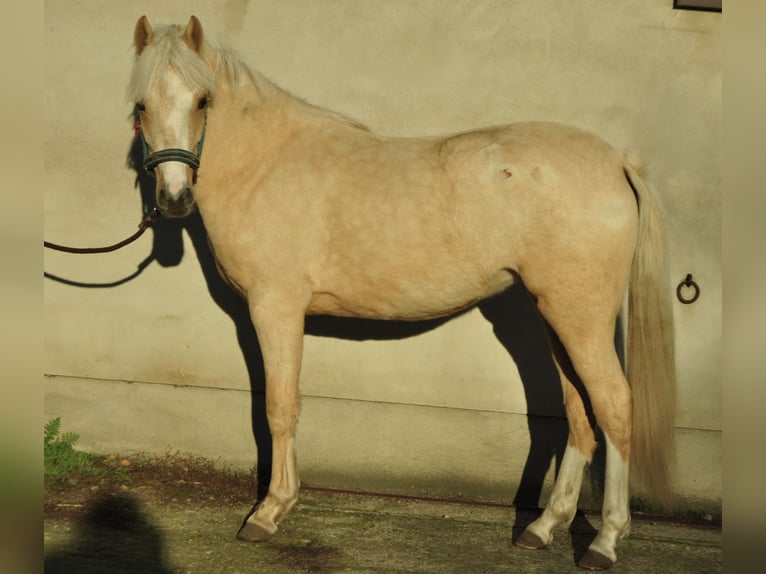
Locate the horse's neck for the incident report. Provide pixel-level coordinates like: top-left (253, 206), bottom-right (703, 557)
top-left (206, 70), bottom-right (360, 170)
top-left (193, 75), bottom-right (304, 212)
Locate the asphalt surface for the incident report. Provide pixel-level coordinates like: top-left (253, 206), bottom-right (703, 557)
top-left (44, 486), bottom-right (721, 573)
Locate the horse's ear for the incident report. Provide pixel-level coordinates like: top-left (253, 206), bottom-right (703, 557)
top-left (134, 15), bottom-right (154, 55)
top-left (182, 15), bottom-right (204, 54)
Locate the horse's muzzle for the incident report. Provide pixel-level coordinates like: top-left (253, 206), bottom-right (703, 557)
top-left (158, 187), bottom-right (196, 218)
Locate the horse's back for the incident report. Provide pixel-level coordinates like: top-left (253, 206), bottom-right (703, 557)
top-left (440, 121), bottom-right (631, 213)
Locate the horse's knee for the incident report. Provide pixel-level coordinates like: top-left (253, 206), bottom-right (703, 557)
top-left (266, 405), bottom-right (300, 436)
top-left (265, 383), bottom-right (301, 433)
top-left (271, 484), bottom-right (300, 511)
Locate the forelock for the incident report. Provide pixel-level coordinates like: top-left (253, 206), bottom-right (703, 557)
top-left (127, 24), bottom-right (216, 102)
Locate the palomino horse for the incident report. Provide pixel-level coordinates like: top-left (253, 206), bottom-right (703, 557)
top-left (128, 16), bottom-right (676, 570)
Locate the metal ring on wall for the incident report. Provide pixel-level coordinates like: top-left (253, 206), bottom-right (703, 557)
top-left (676, 273), bottom-right (700, 304)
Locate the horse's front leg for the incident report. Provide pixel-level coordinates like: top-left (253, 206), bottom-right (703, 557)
top-left (237, 294), bottom-right (307, 542)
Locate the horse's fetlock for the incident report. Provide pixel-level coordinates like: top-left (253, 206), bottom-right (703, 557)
top-left (269, 487), bottom-right (299, 510)
top-left (605, 510), bottom-right (631, 536)
top-left (548, 498), bottom-right (577, 525)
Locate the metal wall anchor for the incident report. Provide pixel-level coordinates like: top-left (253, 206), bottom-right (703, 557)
top-left (676, 273), bottom-right (700, 304)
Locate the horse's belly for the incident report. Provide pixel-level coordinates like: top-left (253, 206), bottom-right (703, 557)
top-left (307, 265), bottom-right (517, 321)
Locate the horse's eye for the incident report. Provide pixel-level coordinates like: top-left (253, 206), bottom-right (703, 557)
top-left (197, 96), bottom-right (208, 110)
top-left (136, 101), bottom-right (146, 112)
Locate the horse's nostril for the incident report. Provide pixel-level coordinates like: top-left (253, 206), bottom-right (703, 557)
top-left (182, 188), bottom-right (195, 208)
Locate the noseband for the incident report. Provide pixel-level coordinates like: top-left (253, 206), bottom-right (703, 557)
top-left (137, 111), bottom-right (207, 173)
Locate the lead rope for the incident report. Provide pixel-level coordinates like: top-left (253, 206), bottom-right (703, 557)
top-left (43, 208), bottom-right (161, 254)
top-left (44, 117), bottom-right (163, 254)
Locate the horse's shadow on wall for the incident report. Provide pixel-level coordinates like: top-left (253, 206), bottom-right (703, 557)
top-left (127, 136), bottom-right (607, 537)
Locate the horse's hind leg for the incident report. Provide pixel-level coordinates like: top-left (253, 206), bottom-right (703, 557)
top-left (515, 324), bottom-right (597, 551)
top-left (237, 294), bottom-right (306, 542)
top-left (530, 298), bottom-right (632, 570)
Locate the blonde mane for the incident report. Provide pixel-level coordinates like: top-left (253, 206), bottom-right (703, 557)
top-left (126, 23), bottom-right (367, 132)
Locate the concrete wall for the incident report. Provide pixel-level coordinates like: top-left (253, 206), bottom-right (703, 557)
top-left (44, 0), bottom-right (721, 513)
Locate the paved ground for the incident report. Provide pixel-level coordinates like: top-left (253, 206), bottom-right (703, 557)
top-left (44, 486), bottom-right (721, 573)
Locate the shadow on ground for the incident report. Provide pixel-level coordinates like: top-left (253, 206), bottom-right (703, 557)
top-left (44, 493), bottom-right (173, 574)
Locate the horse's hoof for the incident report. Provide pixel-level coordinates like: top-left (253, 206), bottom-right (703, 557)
top-left (577, 549), bottom-right (615, 570)
top-left (514, 528), bottom-right (548, 550)
top-left (236, 519), bottom-right (277, 542)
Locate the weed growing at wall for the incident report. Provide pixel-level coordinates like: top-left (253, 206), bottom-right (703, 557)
top-left (44, 418), bottom-right (99, 480)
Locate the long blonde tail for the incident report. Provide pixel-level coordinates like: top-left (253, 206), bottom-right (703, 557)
top-left (624, 163), bottom-right (677, 508)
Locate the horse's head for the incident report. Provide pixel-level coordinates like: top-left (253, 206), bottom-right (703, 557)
top-left (130, 16), bottom-right (212, 218)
